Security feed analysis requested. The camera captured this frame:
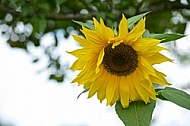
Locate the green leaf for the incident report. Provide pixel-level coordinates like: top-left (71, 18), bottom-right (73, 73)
top-left (77, 88), bottom-right (89, 99)
top-left (72, 20), bottom-right (94, 30)
top-left (22, 5), bottom-right (33, 16)
top-left (49, 74), bottom-right (64, 82)
top-left (128, 11), bottom-right (150, 28)
top-left (143, 33), bottom-right (185, 42)
top-left (114, 27), bottom-right (118, 36)
top-left (32, 58), bottom-right (39, 63)
top-left (115, 100), bottom-right (156, 126)
top-left (38, 18), bottom-right (47, 33)
top-left (55, 0), bottom-right (66, 5)
top-left (157, 87), bottom-right (190, 110)
top-left (38, 3), bottom-right (50, 10)
top-left (156, 88), bottom-right (168, 100)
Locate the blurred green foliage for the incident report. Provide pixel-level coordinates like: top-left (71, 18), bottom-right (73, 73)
top-left (0, 0), bottom-right (190, 82)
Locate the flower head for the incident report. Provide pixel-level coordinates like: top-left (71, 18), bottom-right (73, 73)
top-left (70, 14), bottom-right (171, 108)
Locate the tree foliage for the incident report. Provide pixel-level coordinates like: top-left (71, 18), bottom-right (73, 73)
top-left (0, 0), bottom-right (190, 82)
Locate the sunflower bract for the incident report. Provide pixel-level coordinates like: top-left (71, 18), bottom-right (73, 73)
top-left (70, 14), bottom-right (171, 108)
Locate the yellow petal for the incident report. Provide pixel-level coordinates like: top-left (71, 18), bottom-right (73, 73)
top-left (118, 14), bottom-right (128, 40)
top-left (138, 56), bottom-right (156, 75)
top-left (110, 80), bottom-right (119, 106)
top-left (124, 30), bottom-right (145, 45)
top-left (124, 18), bottom-right (146, 44)
top-left (100, 18), bottom-right (114, 40)
top-left (132, 38), bottom-right (161, 54)
top-left (93, 17), bottom-right (114, 42)
top-left (130, 18), bottom-right (146, 35)
top-left (140, 79), bottom-right (156, 95)
top-left (112, 40), bottom-right (123, 49)
top-left (68, 49), bottom-right (86, 58)
top-left (147, 53), bottom-right (173, 64)
top-left (73, 58), bottom-right (96, 84)
top-left (72, 35), bottom-right (96, 47)
top-left (119, 76), bottom-right (129, 108)
top-left (143, 46), bottom-right (168, 58)
top-left (106, 75), bottom-right (117, 105)
top-left (140, 79), bottom-right (157, 100)
top-left (133, 69), bottom-right (150, 103)
top-left (95, 47), bottom-right (105, 73)
top-left (88, 69), bottom-right (106, 98)
top-left (128, 73), bottom-right (141, 101)
top-left (150, 69), bottom-right (171, 85)
top-left (96, 73), bottom-right (109, 102)
top-left (81, 26), bottom-right (103, 45)
top-left (70, 59), bottom-right (85, 70)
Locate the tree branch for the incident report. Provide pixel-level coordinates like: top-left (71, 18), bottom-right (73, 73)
top-left (0, 3), bottom-right (189, 21)
top-left (47, 13), bottom-right (93, 20)
top-left (0, 5), bottom-right (94, 20)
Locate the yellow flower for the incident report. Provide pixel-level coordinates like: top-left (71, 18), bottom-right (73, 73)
top-left (70, 14), bottom-right (171, 108)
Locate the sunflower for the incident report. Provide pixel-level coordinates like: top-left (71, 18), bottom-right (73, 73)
top-left (70, 14), bottom-right (171, 108)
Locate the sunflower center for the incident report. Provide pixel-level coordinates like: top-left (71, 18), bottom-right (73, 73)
top-left (103, 43), bottom-right (138, 76)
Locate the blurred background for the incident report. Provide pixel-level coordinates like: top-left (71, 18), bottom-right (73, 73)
top-left (0, 0), bottom-right (190, 125)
